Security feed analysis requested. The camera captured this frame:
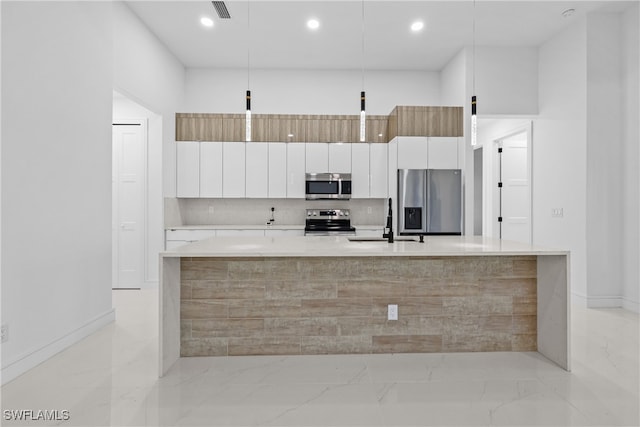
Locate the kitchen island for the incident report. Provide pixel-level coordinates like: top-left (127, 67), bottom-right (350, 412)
top-left (160, 236), bottom-right (570, 376)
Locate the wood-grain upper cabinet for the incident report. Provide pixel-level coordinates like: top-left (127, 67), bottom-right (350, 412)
top-left (222, 142), bottom-right (246, 197)
top-left (351, 144), bottom-right (370, 198)
top-left (245, 143), bottom-right (268, 198)
top-left (305, 143), bottom-right (329, 173)
top-left (370, 143), bottom-right (388, 198)
top-left (397, 137), bottom-right (429, 169)
top-left (287, 143), bottom-right (305, 198)
top-left (328, 143), bottom-right (352, 173)
top-left (427, 137), bottom-right (460, 169)
top-left (176, 142), bottom-right (200, 198)
top-left (199, 142), bottom-right (223, 198)
top-left (268, 143), bottom-right (287, 198)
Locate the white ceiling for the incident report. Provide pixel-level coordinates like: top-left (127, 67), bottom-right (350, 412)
top-left (126, 0), bottom-right (635, 71)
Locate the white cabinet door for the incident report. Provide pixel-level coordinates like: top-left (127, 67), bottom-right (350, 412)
top-left (287, 143), bottom-right (306, 198)
top-left (387, 138), bottom-right (398, 201)
top-left (369, 143), bottom-right (388, 198)
top-left (397, 137), bottom-right (428, 169)
top-left (200, 142), bottom-right (223, 198)
top-left (222, 142), bottom-right (246, 197)
top-left (246, 143), bottom-right (268, 198)
top-left (268, 143), bottom-right (287, 198)
top-left (351, 144), bottom-right (370, 198)
top-left (305, 143), bottom-right (328, 173)
top-left (328, 143), bottom-right (352, 173)
top-left (176, 142), bottom-right (200, 198)
top-left (428, 137), bottom-right (459, 169)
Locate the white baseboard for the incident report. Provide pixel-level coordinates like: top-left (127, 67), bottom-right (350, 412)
top-left (570, 292), bottom-right (588, 307)
top-left (622, 298), bottom-right (640, 313)
top-left (1, 309), bottom-right (115, 385)
top-left (586, 295), bottom-right (625, 309)
top-left (141, 280), bottom-right (158, 290)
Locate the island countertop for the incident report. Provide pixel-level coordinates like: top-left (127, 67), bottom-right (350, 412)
top-left (161, 235), bottom-right (568, 258)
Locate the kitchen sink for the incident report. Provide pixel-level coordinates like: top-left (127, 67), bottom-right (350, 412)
top-left (347, 236), bottom-right (417, 242)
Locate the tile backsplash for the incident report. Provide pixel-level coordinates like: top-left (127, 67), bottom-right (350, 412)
top-left (165, 198), bottom-right (386, 227)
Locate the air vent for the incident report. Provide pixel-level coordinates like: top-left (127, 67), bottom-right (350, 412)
top-left (212, 1), bottom-right (231, 19)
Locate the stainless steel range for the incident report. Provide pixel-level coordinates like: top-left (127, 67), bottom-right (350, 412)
top-left (304, 209), bottom-right (356, 236)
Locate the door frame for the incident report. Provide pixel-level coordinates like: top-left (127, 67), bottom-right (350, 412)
top-left (485, 121), bottom-right (533, 243)
top-left (112, 118), bottom-right (148, 289)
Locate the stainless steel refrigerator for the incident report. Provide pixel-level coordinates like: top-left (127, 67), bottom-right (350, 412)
top-left (397, 169), bottom-right (463, 235)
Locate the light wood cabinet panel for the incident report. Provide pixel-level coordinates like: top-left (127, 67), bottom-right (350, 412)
top-left (176, 142), bottom-right (200, 198)
top-left (305, 117), bottom-right (332, 143)
top-left (176, 114), bottom-right (223, 142)
top-left (252, 115), bottom-right (269, 143)
top-left (330, 118), bottom-right (353, 143)
top-left (366, 116), bottom-right (389, 143)
top-left (268, 116), bottom-right (306, 142)
top-left (387, 106), bottom-right (463, 138)
top-left (222, 115), bottom-right (245, 142)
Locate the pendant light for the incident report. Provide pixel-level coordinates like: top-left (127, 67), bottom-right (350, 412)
top-left (470, 0), bottom-right (477, 146)
top-left (359, 0), bottom-right (366, 142)
top-left (245, 0), bottom-right (252, 142)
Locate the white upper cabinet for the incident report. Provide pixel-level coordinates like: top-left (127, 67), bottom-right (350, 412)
top-left (387, 138), bottom-right (398, 205)
top-left (245, 143), bottom-right (269, 198)
top-left (397, 137), bottom-right (428, 169)
top-left (351, 144), bottom-right (370, 198)
top-left (287, 143), bottom-right (306, 198)
top-left (199, 142), bottom-right (223, 198)
top-left (222, 142), bottom-right (246, 197)
top-left (268, 143), bottom-right (287, 198)
top-left (328, 143), bottom-right (352, 173)
top-left (428, 137), bottom-right (459, 169)
top-left (305, 143), bottom-right (328, 173)
top-left (176, 142), bottom-right (200, 198)
top-left (369, 143), bottom-right (388, 198)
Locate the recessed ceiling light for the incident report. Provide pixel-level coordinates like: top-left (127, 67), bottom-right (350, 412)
top-left (200, 17), bottom-right (214, 28)
top-left (562, 8), bottom-right (576, 18)
top-left (411, 21), bottom-right (424, 32)
top-left (307, 19), bottom-right (320, 30)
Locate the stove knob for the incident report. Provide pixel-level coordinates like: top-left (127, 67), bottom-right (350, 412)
top-left (345, 211), bottom-right (350, 216)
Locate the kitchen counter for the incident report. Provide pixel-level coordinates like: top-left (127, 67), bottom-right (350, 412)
top-left (165, 224), bottom-right (305, 231)
top-left (160, 236), bottom-right (570, 377)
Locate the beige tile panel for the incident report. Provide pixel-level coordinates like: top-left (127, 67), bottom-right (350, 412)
top-left (181, 320), bottom-right (192, 340)
top-left (442, 315), bottom-right (513, 335)
top-left (443, 333), bottom-right (513, 352)
top-left (301, 298), bottom-right (373, 317)
top-left (191, 319), bottom-right (265, 338)
top-left (513, 315), bottom-right (537, 334)
top-left (181, 282), bottom-right (192, 300)
top-left (181, 338), bottom-right (228, 357)
top-left (513, 296), bottom-right (538, 315)
top-left (301, 336), bottom-right (372, 355)
top-left (513, 259), bottom-right (538, 277)
top-left (372, 335), bottom-right (442, 353)
top-left (479, 278), bottom-right (537, 297)
top-left (181, 259), bottom-right (228, 281)
top-left (264, 318), bottom-right (339, 336)
top-left (370, 316), bottom-right (444, 336)
top-left (228, 299), bottom-right (303, 318)
top-left (336, 317), bottom-right (372, 336)
top-left (188, 280), bottom-right (266, 300)
top-left (511, 334), bottom-right (537, 351)
top-left (265, 280), bottom-right (337, 299)
top-left (181, 300), bottom-right (229, 319)
top-left (228, 337), bottom-right (301, 356)
top-left (442, 296), bottom-right (513, 316)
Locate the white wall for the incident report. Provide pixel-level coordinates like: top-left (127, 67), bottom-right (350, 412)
top-left (535, 19), bottom-right (589, 301)
top-left (184, 68), bottom-right (440, 115)
top-left (1, 2), bottom-right (115, 384)
top-left (621, 4), bottom-right (640, 311)
top-left (586, 12), bottom-right (624, 307)
top-left (113, 2), bottom-right (185, 199)
top-left (475, 47), bottom-right (539, 115)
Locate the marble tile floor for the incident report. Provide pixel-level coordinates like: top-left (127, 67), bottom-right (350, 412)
top-left (1, 289), bottom-right (638, 427)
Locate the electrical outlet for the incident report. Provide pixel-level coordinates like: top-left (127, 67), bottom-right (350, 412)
top-left (208, 206), bottom-right (214, 214)
top-left (367, 206), bottom-right (372, 214)
top-left (551, 208), bottom-right (564, 218)
top-left (1, 324), bottom-right (8, 343)
top-left (387, 304), bottom-right (398, 321)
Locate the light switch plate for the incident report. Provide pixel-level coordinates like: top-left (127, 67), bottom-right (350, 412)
top-left (388, 304), bottom-right (398, 321)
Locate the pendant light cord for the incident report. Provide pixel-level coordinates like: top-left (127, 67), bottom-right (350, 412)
top-left (472, 0), bottom-right (476, 95)
top-left (247, 0), bottom-right (251, 90)
top-left (361, 0), bottom-right (365, 91)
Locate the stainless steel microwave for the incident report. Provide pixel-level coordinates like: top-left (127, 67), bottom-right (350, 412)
top-left (305, 173), bottom-right (352, 200)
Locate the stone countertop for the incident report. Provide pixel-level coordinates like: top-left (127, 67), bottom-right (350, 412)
top-left (160, 235), bottom-right (568, 258)
top-left (165, 224), bottom-right (385, 230)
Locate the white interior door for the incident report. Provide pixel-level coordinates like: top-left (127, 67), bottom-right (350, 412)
top-left (498, 132), bottom-right (531, 244)
top-left (112, 121), bottom-right (146, 289)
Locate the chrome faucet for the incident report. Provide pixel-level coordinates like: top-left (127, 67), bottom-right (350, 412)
top-left (382, 198), bottom-right (394, 243)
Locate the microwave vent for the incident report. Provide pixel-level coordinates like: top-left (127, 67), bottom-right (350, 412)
top-left (212, 1), bottom-right (231, 19)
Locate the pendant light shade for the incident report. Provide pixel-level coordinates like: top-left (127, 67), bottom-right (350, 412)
top-left (360, 91), bottom-right (366, 142)
top-left (471, 95), bottom-right (477, 146)
top-left (245, 90), bottom-right (252, 142)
